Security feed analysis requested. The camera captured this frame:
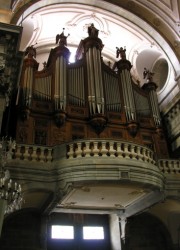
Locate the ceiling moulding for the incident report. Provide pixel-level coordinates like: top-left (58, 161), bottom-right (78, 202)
top-left (10, 0), bottom-right (179, 75)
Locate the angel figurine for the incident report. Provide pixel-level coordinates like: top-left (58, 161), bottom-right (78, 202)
top-left (143, 68), bottom-right (154, 82)
top-left (56, 28), bottom-right (70, 46)
top-left (25, 44), bottom-right (36, 58)
top-left (88, 23), bottom-right (99, 37)
top-left (116, 47), bottom-right (126, 60)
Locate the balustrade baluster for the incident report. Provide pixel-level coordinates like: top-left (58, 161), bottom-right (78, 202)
top-left (141, 148), bottom-right (146, 161)
top-left (176, 161), bottom-right (180, 173)
top-left (83, 141), bottom-right (91, 157)
top-left (131, 145), bottom-right (136, 159)
top-left (75, 142), bottom-right (82, 158)
top-left (36, 148), bottom-right (41, 161)
top-left (124, 143), bottom-right (130, 159)
top-left (146, 149), bottom-right (151, 162)
top-left (15, 145), bottom-right (21, 160)
top-left (45, 148), bottom-right (52, 162)
top-left (31, 147), bottom-right (37, 161)
top-left (116, 142), bottom-right (123, 158)
top-left (161, 160), bottom-right (166, 173)
top-left (23, 146), bottom-right (30, 160)
top-left (165, 161), bottom-right (169, 173)
top-left (93, 142), bottom-right (99, 157)
top-left (136, 146), bottom-right (140, 161)
top-left (67, 144), bottom-right (74, 159)
top-left (39, 148), bottom-right (45, 162)
top-left (149, 151), bottom-right (155, 164)
top-left (101, 141), bottom-right (108, 157)
top-left (108, 141), bottom-right (116, 157)
top-left (81, 143), bottom-right (86, 157)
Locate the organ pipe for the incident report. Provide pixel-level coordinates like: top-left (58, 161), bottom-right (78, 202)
top-left (120, 69), bottom-right (136, 121)
top-left (23, 66), bottom-right (33, 106)
top-left (54, 56), bottom-right (67, 111)
top-left (34, 76), bottom-right (52, 101)
top-left (149, 90), bottom-right (161, 126)
top-left (86, 47), bottom-right (104, 115)
top-left (69, 66), bottom-right (85, 106)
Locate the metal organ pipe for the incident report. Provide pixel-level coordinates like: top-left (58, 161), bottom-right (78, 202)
top-left (149, 90), bottom-right (161, 126)
top-left (23, 68), bottom-right (28, 103)
top-left (60, 56), bottom-right (63, 109)
top-left (125, 69), bottom-right (136, 120)
top-left (63, 58), bottom-right (67, 109)
top-left (86, 49), bottom-right (95, 114)
top-left (34, 75), bottom-right (52, 101)
top-left (68, 66), bottom-right (85, 107)
top-left (121, 71), bottom-right (130, 120)
top-left (124, 70), bottom-right (132, 119)
top-left (96, 49), bottom-right (104, 113)
top-left (24, 67), bottom-right (34, 106)
top-left (55, 57), bottom-right (59, 109)
top-left (54, 56), bottom-right (67, 111)
top-left (121, 70), bottom-right (136, 121)
top-left (86, 47), bottom-right (104, 115)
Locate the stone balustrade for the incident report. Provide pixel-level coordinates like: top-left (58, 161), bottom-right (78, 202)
top-left (14, 145), bottom-right (53, 162)
top-left (13, 140), bottom-right (156, 165)
top-left (66, 140), bottom-right (156, 165)
top-left (158, 159), bottom-right (180, 174)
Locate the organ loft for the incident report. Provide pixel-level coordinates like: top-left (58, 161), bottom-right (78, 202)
top-left (6, 24), bottom-right (168, 159)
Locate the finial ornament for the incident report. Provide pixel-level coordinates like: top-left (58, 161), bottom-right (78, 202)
top-left (25, 44), bottom-right (37, 58)
top-left (116, 46), bottom-right (126, 59)
top-left (56, 28), bottom-right (70, 46)
top-left (42, 61), bottom-right (47, 69)
top-left (143, 68), bottom-right (154, 82)
top-left (88, 23), bottom-right (99, 37)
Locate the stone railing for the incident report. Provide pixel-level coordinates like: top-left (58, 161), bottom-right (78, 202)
top-left (13, 145), bottom-right (53, 162)
top-left (66, 140), bottom-right (156, 165)
top-left (158, 159), bottom-right (180, 174)
top-left (13, 140), bottom-right (161, 166)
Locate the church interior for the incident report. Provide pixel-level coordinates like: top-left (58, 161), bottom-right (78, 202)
top-left (0, 1), bottom-right (179, 249)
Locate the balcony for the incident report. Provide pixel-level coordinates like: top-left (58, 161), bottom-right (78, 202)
top-left (8, 139), bottom-right (168, 216)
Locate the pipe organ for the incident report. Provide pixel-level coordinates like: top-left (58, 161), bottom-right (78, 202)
top-left (15, 24), bottom-right (168, 158)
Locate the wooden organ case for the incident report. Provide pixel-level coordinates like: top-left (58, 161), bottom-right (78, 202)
top-left (15, 25), bottom-right (168, 158)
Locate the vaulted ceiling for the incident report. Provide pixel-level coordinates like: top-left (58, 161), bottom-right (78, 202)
top-left (8, 0), bottom-right (179, 98)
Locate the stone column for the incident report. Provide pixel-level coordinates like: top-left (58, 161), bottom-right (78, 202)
top-left (109, 214), bottom-right (122, 250)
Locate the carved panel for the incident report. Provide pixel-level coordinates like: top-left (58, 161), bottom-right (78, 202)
top-left (108, 113), bottom-right (121, 121)
top-left (33, 101), bottom-right (51, 111)
top-left (111, 130), bottom-right (123, 138)
top-left (35, 119), bottom-right (48, 127)
top-left (17, 127), bottom-right (28, 143)
top-left (72, 124), bottom-right (85, 140)
top-left (52, 128), bottom-right (66, 145)
top-left (34, 130), bottom-right (47, 145)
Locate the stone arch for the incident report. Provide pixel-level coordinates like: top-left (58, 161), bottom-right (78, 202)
top-left (125, 212), bottom-right (173, 250)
